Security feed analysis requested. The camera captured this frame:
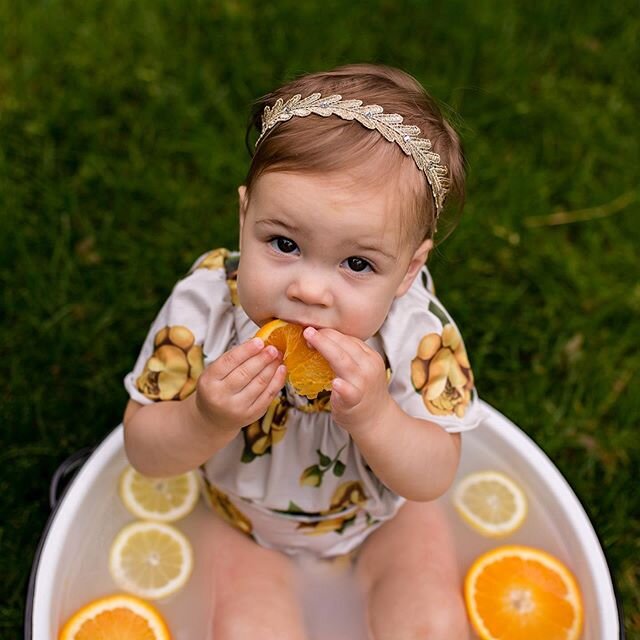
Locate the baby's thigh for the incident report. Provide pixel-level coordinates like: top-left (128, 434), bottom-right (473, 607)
top-left (355, 500), bottom-right (468, 640)
top-left (206, 513), bottom-right (307, 640)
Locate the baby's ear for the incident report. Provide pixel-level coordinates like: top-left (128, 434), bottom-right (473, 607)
top-left (394, 239), bottom-right (433, 298)
top-left (238, 185), bottom-right (248, 217)
top-left (238, 185), bottom-right (248, 239)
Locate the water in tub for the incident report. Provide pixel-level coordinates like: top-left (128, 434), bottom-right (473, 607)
top-left (58, 429), bottom-right (584, 640)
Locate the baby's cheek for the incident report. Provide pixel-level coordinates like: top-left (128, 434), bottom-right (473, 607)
top-left (344, 297), bottom-right (391, 340)
top-left (237, 273), bottom-right (270, 322)
top-left (342, 313), bottom-right (380, 341)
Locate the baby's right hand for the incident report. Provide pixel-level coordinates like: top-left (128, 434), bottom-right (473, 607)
top-left (193, 338), bottom-right (286, 434)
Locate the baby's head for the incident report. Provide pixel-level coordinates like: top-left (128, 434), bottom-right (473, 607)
top-left (236, 64), bottom-right (465, 339)
top-left (244, 63), bottom-right (465, 243)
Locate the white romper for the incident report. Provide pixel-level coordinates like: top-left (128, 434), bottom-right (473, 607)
top-left (124, 249), bottom-right (482, 558)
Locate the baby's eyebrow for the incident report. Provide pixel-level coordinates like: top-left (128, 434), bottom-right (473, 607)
top-left (255, 217), bottom-right (299, 232)
top-left (354, 243), bottom-right (396, 261)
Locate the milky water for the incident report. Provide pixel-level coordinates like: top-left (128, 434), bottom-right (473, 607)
top-left (54, 450), bottom-right (367, 640)
top-left (48, 421), bottom-right (601, 640)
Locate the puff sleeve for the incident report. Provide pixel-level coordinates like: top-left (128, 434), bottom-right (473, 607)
top-left (123, 250), bottom-right (237, 406)
top-left (378, 267), bottom-right (482, 433)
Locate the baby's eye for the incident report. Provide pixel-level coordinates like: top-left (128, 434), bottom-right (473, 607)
top-left (343, 256), bottom-right (373, 273)
top-left (270, 236), bottom-right (299, 254)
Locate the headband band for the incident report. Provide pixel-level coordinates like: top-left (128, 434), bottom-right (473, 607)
top-left (255, 92), bottom-right (450, 216)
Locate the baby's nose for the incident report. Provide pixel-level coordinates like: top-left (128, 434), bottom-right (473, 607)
top-left (286, 272), bottom-right (333, 307)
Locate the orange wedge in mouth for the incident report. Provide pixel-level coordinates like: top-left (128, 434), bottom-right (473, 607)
top-left (256, 320), bottom-right (334, 399)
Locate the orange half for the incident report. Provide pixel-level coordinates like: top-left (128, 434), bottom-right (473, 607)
top-left (59, 593), bottom-right (171, 640)
top-left (464, 545), bottom-right (583, 640)
top-left (256, 319), bottom-right (334, 399)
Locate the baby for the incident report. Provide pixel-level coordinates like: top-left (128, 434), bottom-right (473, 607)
top-left (123, 63), bottom-right (481, 639)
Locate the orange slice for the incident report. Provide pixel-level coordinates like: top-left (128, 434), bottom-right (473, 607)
top-left (464, 545), bottom-right (583, 640)
top-left (59, 593), bottom-right (171, 639)
top-left (256, 320), bottom-right (334, 399)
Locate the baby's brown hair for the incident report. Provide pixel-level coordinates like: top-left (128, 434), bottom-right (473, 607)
top-left (244, 64), bottom-right (465, 243)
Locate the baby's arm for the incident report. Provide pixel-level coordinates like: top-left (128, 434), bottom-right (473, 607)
top-left (124, 338), bottom-right (286, 477)
top-left (303, 327), bottom-right (460, 502)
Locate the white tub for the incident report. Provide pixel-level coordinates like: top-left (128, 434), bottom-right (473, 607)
top-left (26, 401), bottom-right (623, 639)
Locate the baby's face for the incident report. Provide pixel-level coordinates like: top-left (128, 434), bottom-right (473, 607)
top-left (236, 172), bottom-right (430, 341)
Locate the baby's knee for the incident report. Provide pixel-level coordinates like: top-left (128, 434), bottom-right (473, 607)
top-left (418, 592), bottom-right (469, 640)
top-left (367, 582), bottom-right (469, 640)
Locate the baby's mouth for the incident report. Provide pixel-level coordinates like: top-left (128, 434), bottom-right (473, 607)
top-left (285, 318), bottom-right (325, 330)
top-left (266, 316), bottom-right (325, 330)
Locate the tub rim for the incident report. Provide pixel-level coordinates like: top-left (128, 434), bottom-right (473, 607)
top-left (24, 401), bottom-right (625, 638)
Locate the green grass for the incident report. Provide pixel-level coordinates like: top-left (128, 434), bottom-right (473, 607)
top-left (1, 0), bottom-right (638, 636)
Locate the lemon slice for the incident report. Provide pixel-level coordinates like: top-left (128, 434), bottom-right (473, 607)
top-left (109, 521), bottom-right (194, 600)
top-left (452, 470), bottom-right (527, 537)
top-left (59, 593), bottom-right (171, 640)
top-left (119, 465), bottom-right (200, 522)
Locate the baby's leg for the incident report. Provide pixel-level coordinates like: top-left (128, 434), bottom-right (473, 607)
top-left (207, 512), bottom-right (307, 640)
top-left (354, 500), bottom-right (469, 640)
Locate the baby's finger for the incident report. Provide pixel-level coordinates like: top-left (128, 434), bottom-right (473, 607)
top-left (331, 377), bottom-right (362, 409)
top-left (238, 357), bottom-right (283, 398)
top-left (310, 327), bottom-right (370, 362)
top-left (212, 337), bottom-right (267, 379)
top-left (223, 344), bottom-right (282, 393)
top-left (303, 327), bottom-right (361, 378)
top-left (246, 363), bottom-right (288, 415)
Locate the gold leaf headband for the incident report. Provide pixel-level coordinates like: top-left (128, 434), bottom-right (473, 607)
top-left (255, 92), bottom-right (450, 215)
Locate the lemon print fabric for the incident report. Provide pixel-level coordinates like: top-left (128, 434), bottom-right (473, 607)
top-left (136, 325), bottom-right (204, 401)
top-left (298, 481), bottom-right (369, 536)
top-left (299, 446), bottom-right (347, 487)
top-left (195, 248), bottom-right (229, 271)
top-left (274, 480), bottom-right (369, 536)
top-left (200, 477), bottom-right (253, 536)
top-left (411, 322), bottom-right (474, 417)
top-left (195, 248), bottom-right (240, 305)
top-left (297, 391), bottom-right (332, 413)
top-left (242, 394), bottom-right (290, 461)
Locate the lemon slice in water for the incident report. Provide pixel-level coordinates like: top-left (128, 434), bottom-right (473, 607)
top-left (453, 470), bottom-right (527, 537)
top-left (109, 521), bottom-right (194, 600)
top-left (119, 465), bottom-right (200, 522)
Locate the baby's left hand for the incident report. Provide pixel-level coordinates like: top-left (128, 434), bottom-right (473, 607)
top-left (303, 326), bottom-right (393, 435)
